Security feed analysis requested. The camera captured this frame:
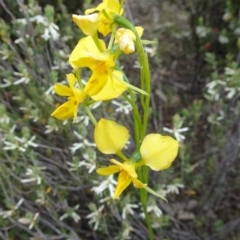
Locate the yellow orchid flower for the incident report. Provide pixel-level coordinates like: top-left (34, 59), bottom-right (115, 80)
top-left (97, 159), bottom-right (146, 199)
top-left (69, 36), bottom-right (127, 99)
top-left (94, 119), bottom-right (179, 199)
top-left (115, 26), bottom-right (144, 54)
top-left (94, 118), bottom-right (178, 169)
top-left (85, 0), bottom-right (124, 36)
top-left (51, 73), bottom-right (87, 121)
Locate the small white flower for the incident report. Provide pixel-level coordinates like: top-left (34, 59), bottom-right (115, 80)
top-left (31, 15), bottom-right (46, 24)
top-left (91, 175), bottom-right (117, 197)
top-left (225, 67), bottom-right (235, 76)
top-left (144, 45), bottom-right (157, 57)
top-left (70, 131), bottom-right (95, 154)
top-left (140, 205), bottom-right (162, 219)
top-left (133, 60), bottom-right (141, 69)
top-left (112, 100), bottom-right (132, 115)
top-left (13, 71), bottom-right (30, 85)
top-left (21, 167), bottom-right (45, 185)
top-left (3, 135), bottom-right (38, 152)
top-left (122, 203), bottom-right (138, 220)
top-left (225, 87), bottom-right (236, 99)
top-left (91, 101), bottom-right (102, 109)
top-left (122, 225), bottom-right (134, 239)
top-left (18, 212), bottom-right (39, 230)
top-left (86, 205), bottom-right (104, 230)
top-left (234, 27), bottom-right (240, 36)
top-left (59, 205), bottom-right (80, 223)
top-left (44, 124), bottom-right (59, 134)
top-left (0, 198), bottom-right (24, 218)
top-left (44, 85), bottom-right (54, 95)
top-left (196, 26), bottom-right (208, 38)
top-left (216, 110), bottom-right (225, 121)
top-left (0, 114), bottom-right (10, 124)
top-left (42, 23), bottom-right (60, 41)
top-left (218, 35), bottom-right (229, 44)
top-left (77, 115), bottom-right (90, 126)
top-left (14, 37), bottom-right (24, 44)
top-left (0, 78), bottom-right (11, 88)
top-left (164, 183), bottom-right (184, 195)
top-left (79, 160), bottom-right (96, 173)
top-left (222, 12), bottom-right (232, 22)
top-left (163, 126), bottom-right (189, 142)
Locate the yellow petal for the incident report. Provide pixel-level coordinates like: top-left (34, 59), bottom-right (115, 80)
top-left (113, 171), bottom-right (131, 199)
top-left (140, 134), bottom-right (178, 171)
top-left (84, 72), bottom-right (108, 97)
top-left (115, 27), bottom-right (144, 54)
top-left (72, 13), bottom-right (99, 36)
top-left (115, 28), bottom-right (135, 54)
top-left (121, 162), bottom-right (138, 178)
top-left (97, 18), bottom-right (112, 37)
top-left (90, 71), bottom-right (127, 101)
top-left (97, 165), bottom-right (120, 175)
top-left (73, 88), bottom-right (87, 104)
top-left (131, 177), bottom-right (146, 188)
top-left (51, 100), bottom-right (77, 120)
top-left (110, 159), bottom-right (138, 178)
top-left (85, 0), bottom-right (121, 15)
top-left (69, 36), bottom-right (106, 68)
top-left (126, 26), bottom-right (144, 40)
top-left (135, 26), bottom-right (144, 38)
top-left (66, 73), bottom-right (76, 90)
top-left (53, 83), bottom-right (72, 97)
top-left (94, 118), bottom-right (129, 154)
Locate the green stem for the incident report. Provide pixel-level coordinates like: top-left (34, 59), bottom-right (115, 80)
top-left (122, 92), bottom-right (142, 150)
top-left (112, 15), bottom-right (153, 238)
top-left (135, 38), bottom-right (151, 140)
top-left (138, 167), bottom-right (154, 240)
top-left (75, 66), bottom-right (97, 127)
top-left (108, 29), bottom-right (116, 50)
top-left (92, 32), bottom-right (104, 52)
top-left (75, 68), bottom-right (83, 89)
top-left (84, 106), bottom-right (97, 126)
top-left (134, 23), bottom-right (152, 240)
top-left (141, 52), bottom-right (151, 139)
top-left (116, 151), bottom-right (128, 162)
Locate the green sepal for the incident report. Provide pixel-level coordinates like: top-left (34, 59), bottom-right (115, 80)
top-left (145, 186), bottom-right (168, 201)
top-left (130, 150), bottom-right (142, 163)
top-left (113, 14), bottom-right (137, 34)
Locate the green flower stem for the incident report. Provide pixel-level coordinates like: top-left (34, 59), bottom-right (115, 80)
top-left (134, 23), bottom-right (152, 240)
top-left (92, 32), bottom-right (104, 52)
top-left (108, 27), bottom-right (116, 50)
top-left (75, 67), bottom-right (97, 127)
top-left (141, 52), bottom-right (151, 140)
top-left (84, 105), bottom-right (97, 126)
top-left (75, 68), bottom-right (83, 89)
top-left (113, 15), bottom-right (153, 239)
top-left (123, 92), bottom-right (142, 149)
top-left (138, 167), bottom-right (154, 240)
top-left (116, 151), bottom-right (128, 162)
top-left (135, 36), bottom-right (151, 140)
